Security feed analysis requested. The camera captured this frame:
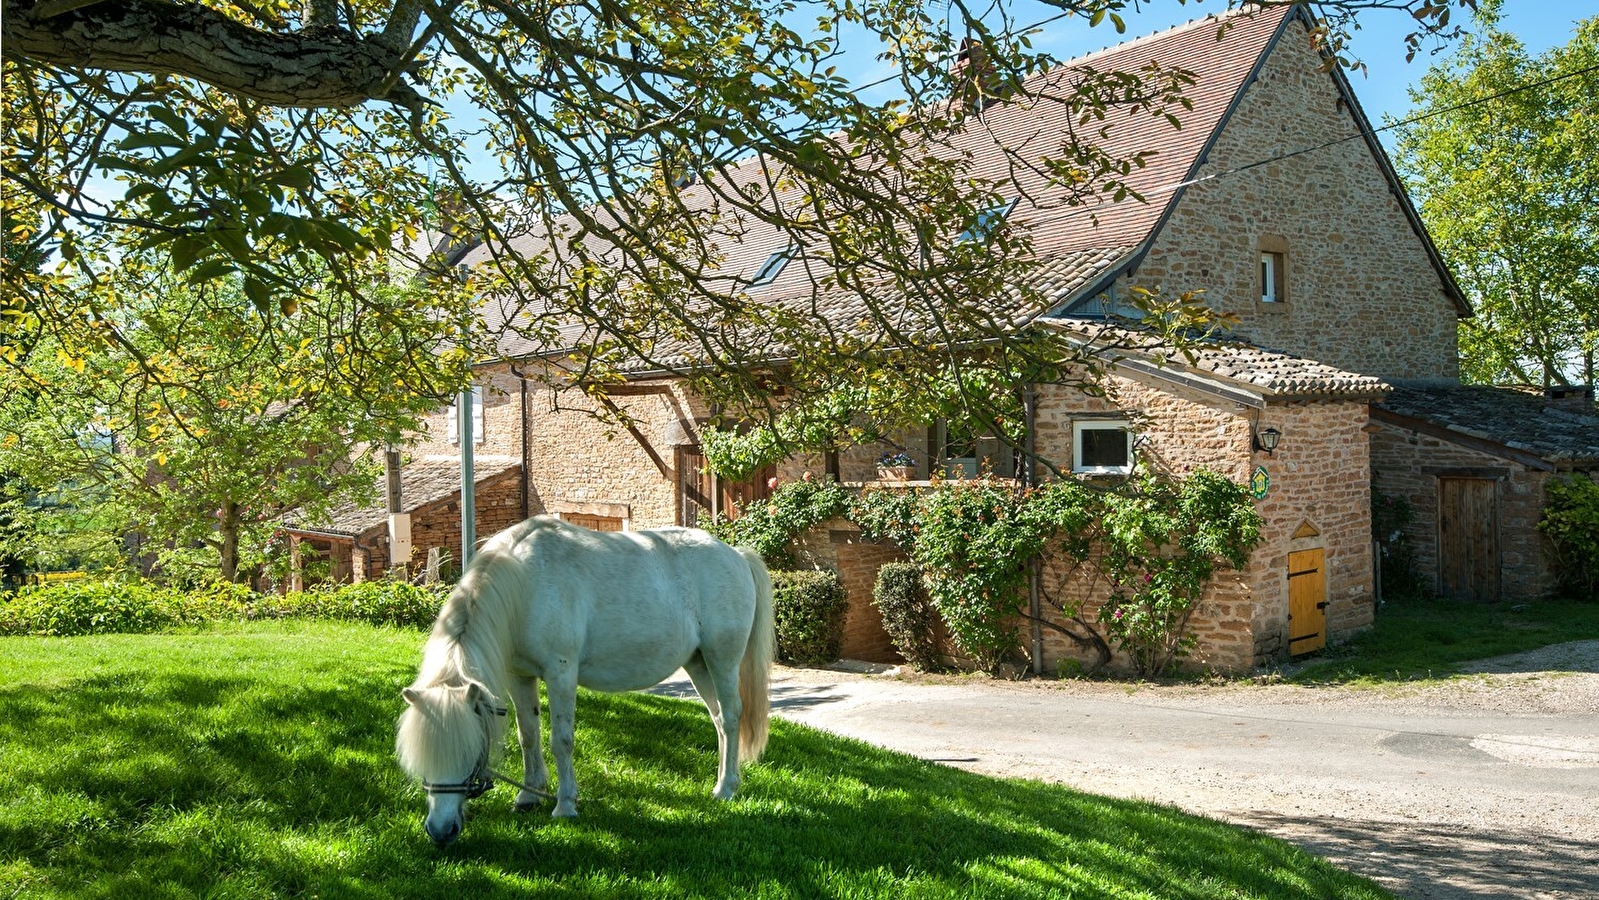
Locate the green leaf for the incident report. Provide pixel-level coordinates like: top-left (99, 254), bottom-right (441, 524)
top-left (186, 259), bottom-right (236, 285)
top-left (119, 132), bottom-right (187, 152)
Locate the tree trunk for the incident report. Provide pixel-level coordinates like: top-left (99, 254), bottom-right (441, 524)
top-left (219, 500), bottom-right (241, 584)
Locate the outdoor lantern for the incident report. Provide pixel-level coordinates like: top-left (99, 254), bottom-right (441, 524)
top-left (1254, 426), bottom-right (1282, 455)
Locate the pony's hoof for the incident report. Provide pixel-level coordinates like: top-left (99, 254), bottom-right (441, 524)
top-left (552, 805), bottom-right (579, 819)
top-left (513, 797), bottom-right (543, 814)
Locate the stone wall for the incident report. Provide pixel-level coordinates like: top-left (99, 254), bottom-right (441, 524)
top-left (1126, 20), bottom-right (1461, 382)
top-left (360, 467), bottom-right (526, 579)
top-left (1030, 373), bottom-right (1375, 673)
top-left (1369, 420), bottom-right (1554, 601)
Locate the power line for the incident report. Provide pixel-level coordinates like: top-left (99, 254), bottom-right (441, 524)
top-left (1152, 59), bottom-right (1599, 199)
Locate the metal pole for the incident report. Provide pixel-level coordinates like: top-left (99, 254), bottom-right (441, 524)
top-left (1025, 383), bottom-right (1043, 675)
top-left (459, 386), bottom-right (476, 570)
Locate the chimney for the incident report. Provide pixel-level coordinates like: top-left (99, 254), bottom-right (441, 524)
top-left (951, 37), bottom-right (1002, 112)
top-left (1543, 384), bottom-right (1596, 414)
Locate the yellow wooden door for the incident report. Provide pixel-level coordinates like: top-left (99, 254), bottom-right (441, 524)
top-left (1288, 548), bottom-right (1326, 655)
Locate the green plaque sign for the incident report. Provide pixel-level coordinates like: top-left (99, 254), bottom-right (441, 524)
top-left (1250, 465), bottom-right (1270, 499)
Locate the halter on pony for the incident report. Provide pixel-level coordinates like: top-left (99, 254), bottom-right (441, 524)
top-left (419, 697), bottom-right (553, 802)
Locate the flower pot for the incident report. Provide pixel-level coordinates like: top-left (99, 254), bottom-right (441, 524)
top-left (877, 465), bottom-right (914, 482)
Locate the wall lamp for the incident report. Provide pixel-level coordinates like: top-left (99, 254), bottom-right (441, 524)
top-left (1253, 426), bottom-right (1282, 455)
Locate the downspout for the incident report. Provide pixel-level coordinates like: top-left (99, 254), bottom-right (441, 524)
top-left (1025, 383), bottom-right (1043, 675)
top-left (509, 362), bottom-right (532, 521)
top-left (459, 383), bottom-right (475, 569)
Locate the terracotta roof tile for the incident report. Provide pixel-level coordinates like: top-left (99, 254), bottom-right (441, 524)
top-left (466, 7), bottom-right (1294, 360)
top-left (1046, 317), bottom-right (1390, 399)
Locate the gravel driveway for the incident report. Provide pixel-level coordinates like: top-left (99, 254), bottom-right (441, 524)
top-left (657, 641), bottom-right (1599, 900)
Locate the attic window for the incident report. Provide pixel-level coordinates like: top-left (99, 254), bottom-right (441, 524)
top-left (956, 199), bottom-right (1017, 243)
top-left (750, 245), bottom-right (794, 286)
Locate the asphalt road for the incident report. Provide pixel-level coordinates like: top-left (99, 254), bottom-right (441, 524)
top-left (654, 644), bottom-right (1599, 900)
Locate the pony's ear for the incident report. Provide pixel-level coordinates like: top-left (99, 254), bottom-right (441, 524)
top-left (401, 687), bottom-right (423, 706)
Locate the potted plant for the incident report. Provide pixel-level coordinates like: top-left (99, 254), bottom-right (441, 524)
top-left (876, 450), bottom-right (916, 482)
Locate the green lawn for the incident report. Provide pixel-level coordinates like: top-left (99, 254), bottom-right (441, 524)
top-left (1, 621), bottom-right (1392, 899)
top-left (1289, 596), bottom-right (1599, 684)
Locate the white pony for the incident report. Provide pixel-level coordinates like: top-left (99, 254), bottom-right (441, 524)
top-left (396, 516), bottom-right (774, 845)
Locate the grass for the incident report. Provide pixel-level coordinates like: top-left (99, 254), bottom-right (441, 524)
top-left (1, 620), bottom-right (1394, 899)
top-left (1288, 596), bottom-right (1599, 684)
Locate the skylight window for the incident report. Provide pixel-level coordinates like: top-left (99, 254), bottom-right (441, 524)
top-left (750, 245), bottom-right (794, 286)
top-left (956, 198), bottom-right (1017, 243)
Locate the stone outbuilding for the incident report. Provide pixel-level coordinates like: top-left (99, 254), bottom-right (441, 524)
top-left (1371, 384), bottom-right (1599, 602)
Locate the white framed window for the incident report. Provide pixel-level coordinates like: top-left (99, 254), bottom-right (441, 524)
top-left (750, 245), bottom-right (794, 286)
top-left (446, 386), bottom-right (484, 445)
top-left (1260, 250), bottom-right (1285, 303)
top-left (1072, 421), bottom-right (1133, 475)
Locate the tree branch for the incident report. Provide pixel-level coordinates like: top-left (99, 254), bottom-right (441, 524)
top-left (2, 0), bottom-right (428, 110)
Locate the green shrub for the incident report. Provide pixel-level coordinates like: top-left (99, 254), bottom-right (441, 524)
top-left (872, 562), bottom-right (941, 670)
top-left (258, 581), bottom-right (447, 629)
top-left (771, 569), bottom-right (849, 665)
top-left (0, 580), bottom-right (250, 636)
top-left (706, 477), bottom-right (851, 569)
top-left (1540, 475), bottom-right (1599, 600)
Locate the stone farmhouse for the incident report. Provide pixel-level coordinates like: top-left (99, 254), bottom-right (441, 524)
top-left (284, 5), bottom-right (1597, 672)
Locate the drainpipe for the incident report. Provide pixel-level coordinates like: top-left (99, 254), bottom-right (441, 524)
top-left (509, 362), bottom-right (532, 521)
top-left (459, 384), bottom-right (475, 569)
top-left (1025, 383), bottom-right (1043, 675)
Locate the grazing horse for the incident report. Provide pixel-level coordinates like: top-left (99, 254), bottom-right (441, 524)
top-left (396, 516), bottom-right (774, 845)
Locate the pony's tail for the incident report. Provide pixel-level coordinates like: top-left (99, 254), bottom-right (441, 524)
top-left (736, 547), bottom-right (774, 764)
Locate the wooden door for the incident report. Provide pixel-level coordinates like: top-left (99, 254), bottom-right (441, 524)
top-left (676, 447), bottom-right (774, 527)
top-left (1438, 477), bottom-right (1499, 602)
top-left (1287, 548), bottom-right (1326, 655)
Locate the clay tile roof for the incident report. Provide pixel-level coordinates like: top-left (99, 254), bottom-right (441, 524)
top-left (1045, 317), bottom-right (1391, 400)
top-left (286, 457), bottom-right (521, 538)
top-left (465, 6), bottom-right (1296, 362)
top-left (1378, 384), bottom-right (1599, 465)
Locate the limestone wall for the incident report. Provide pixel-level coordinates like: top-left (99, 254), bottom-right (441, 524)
top-left (1126, 21), bottom-right (1461, 381)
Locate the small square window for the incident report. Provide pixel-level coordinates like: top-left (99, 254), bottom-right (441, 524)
top-left (1072, 421), bottom-right (1132, 475)
top-left (1261, 250), bottom-right (1285, 303)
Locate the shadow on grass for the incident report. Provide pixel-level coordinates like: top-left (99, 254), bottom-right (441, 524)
top-left (1, 631), bottom-right (1391, 900)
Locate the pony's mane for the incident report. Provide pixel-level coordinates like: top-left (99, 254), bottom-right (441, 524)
top-left (398, 521), bottom-right (547, 780)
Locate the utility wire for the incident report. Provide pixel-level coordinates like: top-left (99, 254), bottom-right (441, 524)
top-left (1146, 59), bottom-right (1599, 200)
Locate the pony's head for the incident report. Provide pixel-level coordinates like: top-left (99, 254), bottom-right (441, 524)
top-left (396, 680), bottom-right (505, 845)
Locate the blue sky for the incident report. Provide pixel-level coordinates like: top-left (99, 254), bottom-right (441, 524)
top-left (840, 0), bottom-right (1593, 150)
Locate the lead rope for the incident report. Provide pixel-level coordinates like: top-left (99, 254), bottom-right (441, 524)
top-left (480, 700), bottom-right (556, 801)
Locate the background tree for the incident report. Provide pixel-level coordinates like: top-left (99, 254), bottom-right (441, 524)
top-left (1392, 2), bottom-right (1598, 387)
top-left (3, 0), bottom-right (1481, 461)
top-left (0, 271), bottom-right (462, 583)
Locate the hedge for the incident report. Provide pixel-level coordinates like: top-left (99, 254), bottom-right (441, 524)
top-left (770, 569), bottom-right (848, 665)
top-left (0, 580), bottom-right (448, 637)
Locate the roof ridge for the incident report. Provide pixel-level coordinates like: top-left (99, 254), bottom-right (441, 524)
top-left (1057, 4), bottom-right (1283, 71)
